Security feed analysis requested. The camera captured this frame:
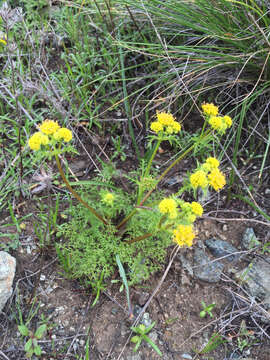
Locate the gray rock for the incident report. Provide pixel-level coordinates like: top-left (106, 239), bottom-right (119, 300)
top-left (0, 251), bottom-right (16, 312)
top-left (193, 248), bottom-right (224, 283)
top-left (235, 257), bottom-right (270, 309)
top-left (205, 238), bottom-right (239, 262)
top-left (242, 228), bottom-right (260, 250)
top-left (141, 312), bottom-right (152, 328)
top-left (181, 353), bottom-right (193, 359)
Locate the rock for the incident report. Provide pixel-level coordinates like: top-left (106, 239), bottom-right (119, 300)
top-left (235, 257), bottom-right (270, 309)
top-left (181, 353), bottom-right (193, 359)
top-left (141, 312), bottom-right (152, 328)
top-left (205, 238), bottom-right (239, 262)
top-left (241, 228), bottom-right (260, 250)
top-left (0, 251), bottom-right (16, 312)
top-left (193, 248), bottom-right (224, 283)
top-left (178, 254), bottom-right (193, 277)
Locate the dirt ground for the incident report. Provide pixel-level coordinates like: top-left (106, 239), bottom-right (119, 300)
top-left (1, 205), bottom-right (270, 359)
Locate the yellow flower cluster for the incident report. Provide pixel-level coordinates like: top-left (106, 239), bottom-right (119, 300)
top-left (28, 132), bottom-right (49, 151)
top-left (173, 224), bottom-right (195, 247)
top-left (28, 120), bottom-right (72, 151)
top-left (201, 103), bottom-right (232, 133)
top-left (208, 168), bottom-right (226, 191)
top-left (190, 170), bottom-right (208, 189)
top-left (102, 192), bottom-right (115, 206)
top-left (39, 120), bottom-right (60, 135)
top-left (158, 198), bottom-right (203, 248)
top-left (202, 103), bottom-right (219, 116)
top-left (178, 200), bottom-right (204, 223)
top-left (158, 198), bottom-right (177, 219)
top-left (150, 112), bottom-right (181, 135)
top-left (190, 157), bottom-right (226, 191)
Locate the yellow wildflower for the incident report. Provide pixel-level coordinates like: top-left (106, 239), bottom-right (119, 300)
top-left (150, 121), bottom-right (163, 133)
top-left (156, 112), bottom-right (175, 126)
top-left (39, 119), bottom-right (60, 135)
top-left (172, 121), bottom-right (181, 133)
top-left (28, 132), bottom-right (43, 151)
top-left (208, 116), bottom-right (226, 132)
top-left (40, 133), bottom-right (49, 145)
top-left (191, 202), bottom-right (203, 216)
top-left (0, 37), bottom-right (7, 46)
top-left (190, 170), bottom-right (208, 189)
top-left (223, 115), bottom-right (232, 128)
top-left (202, 103), bottom-right (219, 116)
top-left (102, 192), bottom-right (115, 205)
top-left (173, 224), bottom-right (195, 247)
top-left (53, 128), bottom-right (73, 142)
top-left (159, 198), bottom-right (178, 219)
top-left (205, 157), bottom-right (219, 170)
top-left (208, 168), bottom-right (226, 191)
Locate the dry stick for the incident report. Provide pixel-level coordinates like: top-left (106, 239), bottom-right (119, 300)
top-left (0, 350), bottom-right (10, 360)
top-left (116, 245), bottom-right (180, 360)
top-left (204, 215), bottom-right (270, 227)
top-left (55, 154), bottom-right (108, 226)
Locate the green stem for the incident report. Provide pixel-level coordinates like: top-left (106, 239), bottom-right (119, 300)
top-left (127, 232), bottom-right (153, 244)
top-left (117, 131), bottom-right (212, 230)
top-left (233, 194), bottom-right (270, 221)
top-left (137, 138), bottom-right (162, 204)
top-left (55, 154), bottom-right (109, 226)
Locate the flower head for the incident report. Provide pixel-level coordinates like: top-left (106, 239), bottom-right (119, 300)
top-left (0, 35), bottom-right (7, 46)
top-left (156, 112), bottom-right (175, 126)
top-left (190, 170), bottom-right (208, 189)
top-left (173, 224), bottom-right (195, 247)
top-left (53, 128), bottom-right (73, 142)
top-left (223, 115), bottom-right (232, 128)
top-left (151, 111), bottom-right (181, 135)
top-left (208, 168), bottom-right (226, 191)
top-left (150, 121), bottom-right (163, 133)
top-left (159, 198), bottom-right (178, 219)
top-left (39, 120), bottom-right (60, 135)
top-left (202, 157), bottom-right (220, 171)
top-left (102, 192), bottom-right (115, 206)
top-left (208, 116), bottom-right (227, 132)
top-left (28, 132), bottom-right (48, 151)
top-left (202, 103), bottom-right (219, 116)
top-left (191, 202), bottom-right (204, 216)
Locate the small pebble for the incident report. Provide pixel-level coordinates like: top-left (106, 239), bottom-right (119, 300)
top-left (181, 354), bottom-right (193, 360)
top-left (222, 224), bottom-right (228, 231)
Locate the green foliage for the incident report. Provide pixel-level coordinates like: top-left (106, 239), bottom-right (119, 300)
top-left (195, 332), bottom-right (226, 355)
top-left (130, 322), bottom-right (162, 356)
top-left (199, 301), bottom-right (216, 318)
top-left (56, 174), bottom-right (171, 285)
top-left (18, 323), bottom-right (47, 358)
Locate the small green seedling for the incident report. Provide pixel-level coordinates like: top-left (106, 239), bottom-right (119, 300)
top-left (200, 301), bottom-right (216, 318)
top-left (18, 323), bottom-right (47, 358)
top-left (130, 322), bottom-right (162, 357)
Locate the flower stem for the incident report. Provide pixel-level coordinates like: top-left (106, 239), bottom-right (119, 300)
top-left (137, 139), bottom-right (162, 205)
top-left (127, 232), bottom-right (153, 244)
top-left (55, 154), bottom-right (109, 226)
top-left (117, 131), bottom-right (212, 230)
